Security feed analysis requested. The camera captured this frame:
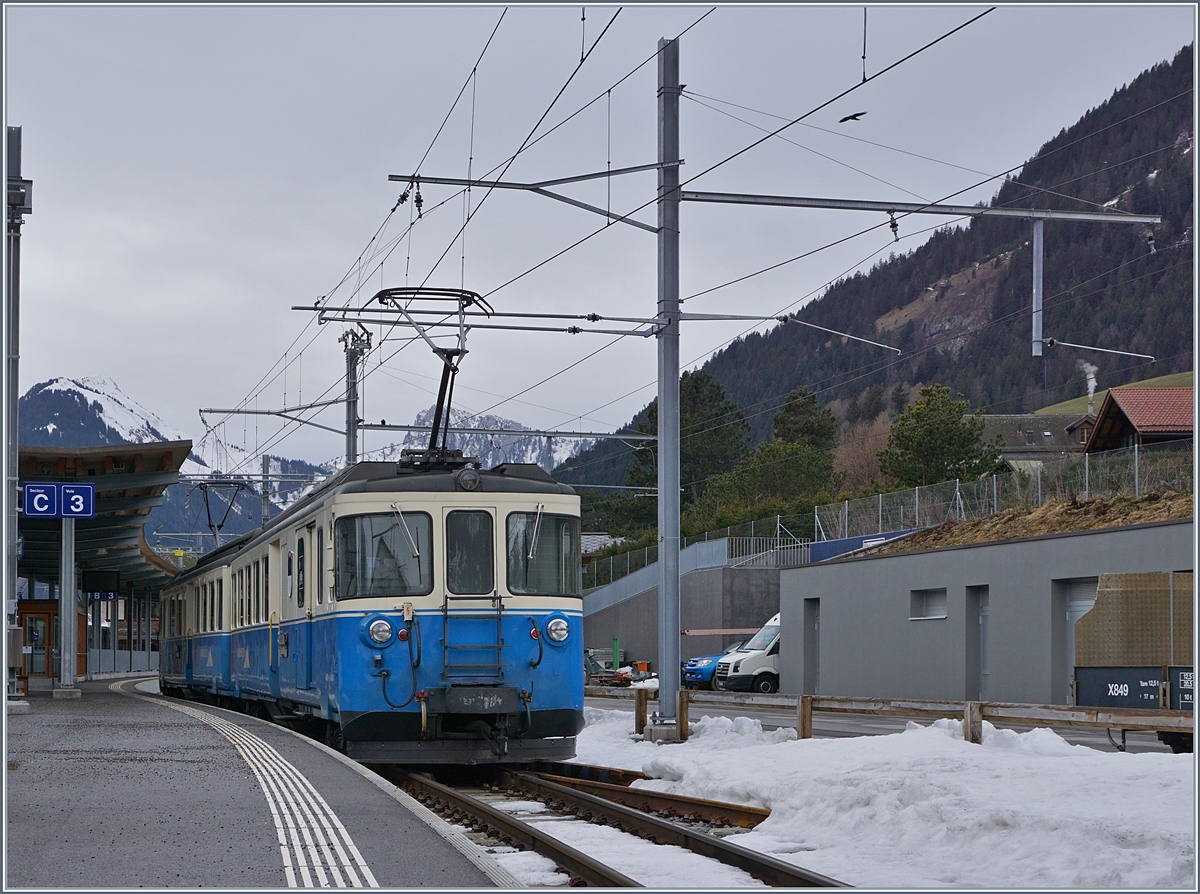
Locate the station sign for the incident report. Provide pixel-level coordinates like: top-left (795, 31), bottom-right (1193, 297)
top-left (83, 570), bottom-right (120, 601)
top-left (21, 483), bottom-right (95, 519)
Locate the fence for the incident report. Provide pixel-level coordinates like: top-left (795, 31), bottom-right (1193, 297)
top-left (583, 530), bottom-right (811, 590)
top-left (595, 687), bottom-right (1192, 745)
top-left (583, 440), bottom-right (1192, 588)
top-left (814, 439), bottom-right (1193, 542)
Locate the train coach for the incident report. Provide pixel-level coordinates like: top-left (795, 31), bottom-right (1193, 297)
top-left (159, 452), bottom-right (585, 764)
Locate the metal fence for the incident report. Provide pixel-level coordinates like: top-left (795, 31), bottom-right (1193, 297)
top-left (814, 439), bottom-right (1193, 541)
top-left (583, 524), bottom-right (813, 589)
top-left (583, 440), bottom-right (1192, 588)
top-left (728, 537), bottom-right (811, 567)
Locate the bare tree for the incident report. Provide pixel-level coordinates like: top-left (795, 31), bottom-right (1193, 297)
top-left (834, 416), bottom-right (891, 492)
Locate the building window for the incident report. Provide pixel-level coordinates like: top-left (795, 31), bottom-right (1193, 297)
top-left (910, 588), bottom-right (948, 620)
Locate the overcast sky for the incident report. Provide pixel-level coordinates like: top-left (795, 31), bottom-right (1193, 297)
top-left (5, 3), bottom-right (1194, 469)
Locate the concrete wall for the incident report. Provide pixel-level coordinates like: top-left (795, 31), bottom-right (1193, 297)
top-left (779, 520), bottom-right (1193, 705)
top-left (584, 566), bottom-right (780, 669)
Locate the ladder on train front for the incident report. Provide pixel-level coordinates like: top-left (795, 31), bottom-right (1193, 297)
top-left (441, 594), bottom-right (505, 681)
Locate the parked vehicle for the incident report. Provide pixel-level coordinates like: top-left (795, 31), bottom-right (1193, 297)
top-left (682, 641), bottom-right (745, 690)
top-left (714, 615), bottom-right (780, 693)
top-left (585, 651), bottom-right (631, 687)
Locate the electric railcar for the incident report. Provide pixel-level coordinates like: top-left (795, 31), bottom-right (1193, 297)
top-left (159, 452), bottom-right (585, 764)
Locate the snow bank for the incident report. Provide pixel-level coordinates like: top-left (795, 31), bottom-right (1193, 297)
top-left (572, 708), bottom-right (1195, 888)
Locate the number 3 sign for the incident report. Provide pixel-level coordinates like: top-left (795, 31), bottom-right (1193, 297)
top-left (22, 483), bottom-right (95, 519)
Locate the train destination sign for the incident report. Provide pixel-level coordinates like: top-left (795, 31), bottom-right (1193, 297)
top-left (21, 482), bottom-right (95, 519)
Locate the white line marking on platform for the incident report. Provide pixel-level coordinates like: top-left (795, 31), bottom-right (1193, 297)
top-left (112, 682), bottom-right (379, 888)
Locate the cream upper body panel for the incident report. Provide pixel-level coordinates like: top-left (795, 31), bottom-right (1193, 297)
top-left (327, 490), bottom-right (582, 613)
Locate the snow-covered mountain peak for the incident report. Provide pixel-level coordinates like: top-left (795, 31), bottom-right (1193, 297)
top-left (23, 375), bottom-right (190, 446)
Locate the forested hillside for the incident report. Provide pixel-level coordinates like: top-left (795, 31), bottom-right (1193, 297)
top-left (557, 44), bottom-right (1193, 489)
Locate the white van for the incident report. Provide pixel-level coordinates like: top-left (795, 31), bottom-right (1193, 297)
top-left (713, 613), bottom-right (780, 693)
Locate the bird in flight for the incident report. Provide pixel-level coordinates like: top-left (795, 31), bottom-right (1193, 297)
top-left (839, 111), bottom-right (867, 123)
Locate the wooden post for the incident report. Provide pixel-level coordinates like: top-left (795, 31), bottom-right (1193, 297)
top-left (635, 688), bottom-right (648, 735)
top-left (799, 695), bottom-right (813, 739)
top-left (964, 701), bottom-right (983, 744)
top-left (677, 688), bottom-right (690, 741)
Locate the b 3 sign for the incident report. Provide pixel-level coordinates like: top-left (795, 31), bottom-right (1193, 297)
top-left (22, 483), bottom-right (95, 519)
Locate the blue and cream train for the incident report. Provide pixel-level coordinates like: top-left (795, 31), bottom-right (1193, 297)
top-left (159, 454), bottom-right (585, 764)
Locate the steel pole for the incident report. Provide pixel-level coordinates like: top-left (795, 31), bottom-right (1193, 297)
top-left (261, 454), bottom-right (270, 524)
top-left (5, 127), bottom-right (24, 640)
top-left (656, 37), bottom-right (681, 725)
top-left (58, 518), bottom-right (75, 689)
top-left (345, 341), bottom-right (359, 465)
top-left (1031, 219), bottom-right (1044, 357)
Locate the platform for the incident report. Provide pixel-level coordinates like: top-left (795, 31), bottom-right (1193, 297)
top-left (4, 676), bottom-right (518, 888)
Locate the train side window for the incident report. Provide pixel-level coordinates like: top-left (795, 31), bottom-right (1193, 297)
top-left (217, 579), bottom-right (223, 631)
top-left (296, 538), bottom-right (306, 609)
top-left (316, 527), bottom-right (324, 605)
top-left (193, 586), bottom-right (199, 633)
top-left (254, 560), bottom-right (261, 623)
top-left (447, 510), bottom-right (494, 595)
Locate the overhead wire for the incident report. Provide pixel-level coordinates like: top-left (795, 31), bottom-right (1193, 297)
top-left (475, 7), bottom-right (996, 302)
top-left (218, 11), bottom-right (1185, 474)
top-left (556, 221), bottom-right (1189, 480)
top-left (229, 7), bottom-right (718, 467)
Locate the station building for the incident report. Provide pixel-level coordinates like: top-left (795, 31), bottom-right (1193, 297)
top-left (12, 441), bottom-right (188, 693)
top-left (583, 517), bottom-right (1193, 706)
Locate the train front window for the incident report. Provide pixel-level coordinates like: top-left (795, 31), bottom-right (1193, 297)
top-left (335, 512), bottom-right (432, 599)
top-left (506, 512), bottom-right (581, 596)
top-left (446, 510), bottom-right (494, 595)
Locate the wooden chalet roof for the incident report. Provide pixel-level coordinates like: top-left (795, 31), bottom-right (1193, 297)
top-left (1084, 387), bottom-right (1193, 452)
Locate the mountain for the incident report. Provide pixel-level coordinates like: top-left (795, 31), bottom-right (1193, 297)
top-left (20, 375), bottom-right (187, 447)
top-left (354, 406), bottom-right (592, 470)
top-left (557, 44), bottom-right (1194, 489)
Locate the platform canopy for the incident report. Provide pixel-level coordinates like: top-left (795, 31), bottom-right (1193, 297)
top-left (17, 440), bottom-right (190, 596)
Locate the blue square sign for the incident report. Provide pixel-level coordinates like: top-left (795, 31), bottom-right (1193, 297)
top-left (23, 484), bottom-right (58, 518)
top-left (21, 483), bottom-right (96, 519)
top-left (61, 484), bottom-right (95, 518)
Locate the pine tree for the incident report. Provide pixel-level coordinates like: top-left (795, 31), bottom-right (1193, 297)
top-left (877, 384), bottom-right (1004, 487)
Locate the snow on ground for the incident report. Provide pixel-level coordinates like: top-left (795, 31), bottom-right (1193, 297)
top-left (568, 707), bottom-right (1196, 889)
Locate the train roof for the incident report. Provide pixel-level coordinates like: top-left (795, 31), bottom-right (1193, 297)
top-left (167, 461), bottom-right (577, 585)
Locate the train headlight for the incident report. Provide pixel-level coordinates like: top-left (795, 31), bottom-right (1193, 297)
top-left (545, 618), bottom-right (569, 643)
top-left (368, 619), bottom-right (393, 644)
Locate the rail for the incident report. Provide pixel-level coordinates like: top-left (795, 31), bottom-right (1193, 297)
top-left (390, 769), bottom-right (639, 887)
top-left (587, 687), bottom-right (1193, 745)
top-left (497, 770), bottom-right (845, 887)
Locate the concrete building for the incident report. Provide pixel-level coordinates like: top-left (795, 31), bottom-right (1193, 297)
top-left (583, 539), bottom-right (780, 668)
top-left (778, 519), bottom-right (1193, 705)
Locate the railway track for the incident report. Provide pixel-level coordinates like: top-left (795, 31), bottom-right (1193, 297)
top-left (379, 763), bottom-right (846, 888)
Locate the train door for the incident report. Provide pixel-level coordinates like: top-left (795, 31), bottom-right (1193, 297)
top-left (441, 508), bottom-right (501, 681)
top-left (185, 586), bottom-right (196, 684)
top-left (296, 530), bottom-right (313, 690)
top-left (268, 540), bottom-right (281, 695)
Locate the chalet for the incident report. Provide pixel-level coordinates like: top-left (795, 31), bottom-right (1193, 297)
top-left (1084, 386), bottom-right (1193, 452)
